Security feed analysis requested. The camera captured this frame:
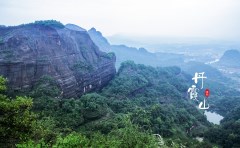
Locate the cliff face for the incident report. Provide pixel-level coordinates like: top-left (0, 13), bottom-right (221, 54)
top-left (88, 28), bottom-right (111, 53)
top-left (0, 22), bottom-right (116, 98)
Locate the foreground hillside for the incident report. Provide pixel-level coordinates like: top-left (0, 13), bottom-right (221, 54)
top-left (1, 61), bottom-right (240, 147)
top-left (1, 61), bottom-right (217, 147)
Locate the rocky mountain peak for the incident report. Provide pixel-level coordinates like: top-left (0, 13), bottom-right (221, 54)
top-left (0, 20), bottom-right (116, 98)
top-left (88, 27), bottom-right (111, 52)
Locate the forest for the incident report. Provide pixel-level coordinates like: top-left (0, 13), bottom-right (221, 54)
top-left (0, 61), bottom-right (240, 147)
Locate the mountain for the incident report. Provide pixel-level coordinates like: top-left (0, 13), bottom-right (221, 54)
top-left (181, 61), bottom-right (228, 82)
top-left (88, 28), bottom-right (185, 69)
top-left (111, 45), bottom-right (158, 68)
top-left (0, 20), bottom-right (116, 98)
top-left (217, 49), bottom-right (240, 68)
top-left (87, 28), bottom-right (235, 94)
top-left (88, 27), bottom-right (111, 52)
top-left (1, 21), bottom-right (240, 148)
top-left (65, 23), bottom-right (86, 32)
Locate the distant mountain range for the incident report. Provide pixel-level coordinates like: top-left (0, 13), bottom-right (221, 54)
top-left (88, 27), bottom-right (233, 84)
top-left (88, 28), bottom-right (185, 69)
top-left (217, 49), bottom-right (240, 68)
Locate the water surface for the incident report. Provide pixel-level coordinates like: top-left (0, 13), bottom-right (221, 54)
top-left (204, 111), bottom-right (224, 125)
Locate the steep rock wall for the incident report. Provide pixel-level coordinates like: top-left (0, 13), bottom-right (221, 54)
top-left (0, 23), bottom-right (116, 98)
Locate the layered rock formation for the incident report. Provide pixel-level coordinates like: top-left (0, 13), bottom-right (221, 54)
top-left (0, 21), bottom-right (116, 98)
top-left (88, 27), bottom-right (111, 53)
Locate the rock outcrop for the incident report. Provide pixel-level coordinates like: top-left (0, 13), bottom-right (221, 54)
top-left (88, 28), bottom-right (111, 53)
top-left (0, 21), bottom-right (116, 98)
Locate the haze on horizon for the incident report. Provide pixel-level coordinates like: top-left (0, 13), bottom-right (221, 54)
top-left (0, 0), bottom-right (240, 41)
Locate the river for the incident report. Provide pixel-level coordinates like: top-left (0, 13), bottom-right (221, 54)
top-left (204, 111), bottom-right (224, 125)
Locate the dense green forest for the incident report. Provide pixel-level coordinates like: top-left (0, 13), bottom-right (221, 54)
top-left (1, 61), bottom-right (240, 147)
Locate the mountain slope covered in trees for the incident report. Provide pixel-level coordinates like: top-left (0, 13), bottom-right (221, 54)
top-left (1, 60), bottom-right (240, 147)
top-left (1, 62), bottom-right (220, 147)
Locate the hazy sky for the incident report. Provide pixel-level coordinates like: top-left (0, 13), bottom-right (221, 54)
top-left (0, 0), bottom-right (240, 40)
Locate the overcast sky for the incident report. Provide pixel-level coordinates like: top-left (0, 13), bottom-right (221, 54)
top-left (0, 0), bottom-right (240, 41)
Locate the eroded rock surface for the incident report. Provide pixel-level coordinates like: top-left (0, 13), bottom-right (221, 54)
top-left (0, 22), bottom-right (116, 98)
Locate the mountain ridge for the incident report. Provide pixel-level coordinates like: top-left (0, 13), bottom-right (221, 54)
top-left (88, 28), bottom-right (185, 69)
top-left (0, 20), bottom-right (116, 98)
top-left (217, 49), bottom-right (240, 68)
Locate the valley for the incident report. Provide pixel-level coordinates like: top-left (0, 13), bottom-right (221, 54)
top-left (0, 20), bottom-right (240, 148)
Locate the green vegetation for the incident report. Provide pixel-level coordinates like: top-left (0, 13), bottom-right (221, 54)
top-left (0, 48), bottom-right (14, 60)
top-left (0, 37), bottom-right (4, 44)
top-left (204, 106), bottom-right (240, 147)
top-left (2, 61), bottom-right (239, 147)
top-left (0, 76), bottom-right (36, 147)
top-left (4, 20), bottom-right (65, 29)
top-left (71, 61), bottom-right (94, 72)
top-left (33, 20), bottom-right (65, 28)
top-left (101, 52), bottom-right (115, 59)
